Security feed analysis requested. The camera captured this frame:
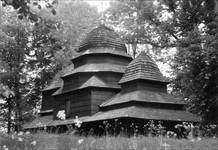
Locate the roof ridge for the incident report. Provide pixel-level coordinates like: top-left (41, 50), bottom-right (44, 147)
top-left (81, 75), bottom-right (107, 87)
top-left (78, 24), bottom-right (127, 52)
top-left (62, 63), bottom-right (126, 77)
top-left (53, 75), bottom-right (120, 96)
top-left (100, 93), bottom-right (121, 107)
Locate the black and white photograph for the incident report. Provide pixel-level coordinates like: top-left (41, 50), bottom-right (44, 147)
top-left (0, 0), bottom-right (218, 149)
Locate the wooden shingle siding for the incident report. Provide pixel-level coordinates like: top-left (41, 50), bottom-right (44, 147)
top-left (119, 51), bottom-right (168, 84)
top-left (63, 74), bottom-right (90, 92)
top-left (72, 48), bottom-right (132, 62)
top-left (78, 25), bottom-right (127, 52)
top-left (24, 25), bottom-right (199, 130)
top-left (41, 89), bottom-right (59, 111)
top-left (121, 80), bottom-right (167, 93)
top-left (91, 88), bottom-right (119, 114)
top-left (68, 89), bottom-right (91, 117)
top-left (73, 54), bottom-right (131, 68)
top-left (63, 63), bottom-right (126, 77)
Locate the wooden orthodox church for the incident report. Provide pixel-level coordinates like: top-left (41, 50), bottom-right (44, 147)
top-left (24, 24), bottom-right (199, 133)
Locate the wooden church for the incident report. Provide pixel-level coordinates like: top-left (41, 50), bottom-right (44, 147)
top-left (24, 24), bottom-right (199, 133)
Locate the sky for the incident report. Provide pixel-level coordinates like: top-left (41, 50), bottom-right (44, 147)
top-left (85, 0), bottom-right (111, 12)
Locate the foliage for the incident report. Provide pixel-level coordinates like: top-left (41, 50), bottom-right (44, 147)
top-left (169, 1), bottom-right (218, 124)
top-left (106, 0), bottom-right (218, 126)
top-left (0, 1), bottom-right (99, 133)
top-left (105, 0), bottom-right (178, 57)
top-left (36, 0), bottom-right (100, 67)
top-left (0, 0), bottom-right (57, 21)
top-left (0, 6), bottom-right (61, 133)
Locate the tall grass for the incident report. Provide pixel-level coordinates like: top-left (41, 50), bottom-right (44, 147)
top-left (0, 132), bottom-right (217, 150)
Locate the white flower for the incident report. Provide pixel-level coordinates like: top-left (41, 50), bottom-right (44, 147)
top-left (31, 141), bottom-right (37, 146)
top-left (190, 138), bottom-right (195, 142)
top-left (18, 131), bottom-right (24, 136)
top-left (78, 139), bottom-right (84, 145)
top-left (3, 145), bottom-right (9, 150)
top-left (57, 110), bottom-right (66, 120)
top-left (73, 116), bottom-right (82, 128)
top-left (18, 137), bottom-right (23, 142)
top-left (25, 131), bottom-right (30, 135)
top-left (197, 137), bottom-right (202, 141)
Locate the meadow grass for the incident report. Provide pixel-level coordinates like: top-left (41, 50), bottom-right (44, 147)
top-left (0, 132), bottom-right (217, 150)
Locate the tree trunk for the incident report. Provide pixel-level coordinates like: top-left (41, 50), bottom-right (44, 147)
top-left (132, 43), bottom-right (137, 58)
top-left (14, 76), bottom-right (23, 132)
top-left (7, 95), bottom-right (12, 134)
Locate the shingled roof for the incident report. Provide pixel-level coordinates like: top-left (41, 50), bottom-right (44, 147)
top-left (42, 64), bottom-right (74, 91)
top-left (62, 63), bottom-right (126, 77)
top-left (100, 90), bottom-right (184, 108)
top-left (53, 75), bottom-right (120, 96)
top-left (83, 106), bottom-right (200, 122)
top-left (72, 48), bottom-right (132, 61)
top-left (78, 24), bottom-right (127, 52)
top-left (119, 51), bottom-right (167, 84)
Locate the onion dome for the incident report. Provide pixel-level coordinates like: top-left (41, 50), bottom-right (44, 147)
top-left (119, 51), bottom-right (168, 84)
top-left (78, 24), bottom-right (127, 52)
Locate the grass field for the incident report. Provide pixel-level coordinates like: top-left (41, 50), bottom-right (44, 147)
top-left (0, 132), bottom-right (218, 150)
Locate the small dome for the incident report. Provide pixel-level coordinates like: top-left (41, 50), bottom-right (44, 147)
top-left (78, 24), bottom-right (127, 52)
top-left (119, 51), bottom-right (168, 84)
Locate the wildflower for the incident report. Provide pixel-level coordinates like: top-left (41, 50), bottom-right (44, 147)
top-left (3, 145), bottom-right (9, 150)
top-left (90, 139), bottom-right (96, 146)
top-left (197, 137), bottom-right (201, 141)
top-left (31, 141), bottom-right (37, 146)
top-left (190, 138), bottom-right (195, 142)
top-left (174, 124), bottom-right (182, 129)
top-left (18, 131), bottom-right (24, 136)
top-left (78, 139), bottom-right (84, 145)
top-left (18, 137), bottom-right (23, 142)
top-left (25, 131), bottom-right (30, 135)
top-left (166, 131), bottom-right (175, 138)
top-left (73, 116), bottom-right (82, 128)
top-left (11, 134), bottom-right (15, 139)
top-left (57, 110), bottom-right (66, 120)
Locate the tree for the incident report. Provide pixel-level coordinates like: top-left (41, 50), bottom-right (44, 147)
top-left (106, 0), bottom-right (218, 127)
top-left (105, 0), bottom-right (177, 57)
top-left (0, 6), bottom-right (61, 132)
top-left (37, 0), bottom-right (99, 65)
top-left (0, 2), bottom-right (99, 132)
top-left (172, 17), bottom-right (218, 125)
top-left (0, 0), bottom-right (57, 21)
top-left (0, 22), bottom-right (30, 132)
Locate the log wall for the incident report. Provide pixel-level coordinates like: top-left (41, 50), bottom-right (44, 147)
top-left (91, 88), bottom-right (119, 114)
top-left (74, 54), bottom-right (130, 68)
